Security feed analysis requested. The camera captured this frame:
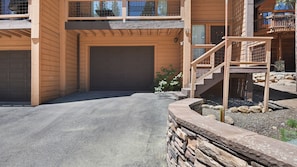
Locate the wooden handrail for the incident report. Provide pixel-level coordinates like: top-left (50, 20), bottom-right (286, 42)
top-left (0, 14), bottom-right (29, 19)
top-left (191, 41), bottom-right (225, 66)
top-left (226, 36), bottom-right (273, 42)
top-left (192, 44), bottom-right (215, 49)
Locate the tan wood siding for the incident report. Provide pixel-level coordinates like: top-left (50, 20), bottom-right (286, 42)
top-left (192, 0), bottom-right (230, 23)
top-left (65, 31), bottom-right (78, 94)
top-left (39, 0), bottom-right (61, 103)
top-left (78, 30), bottom-right (181, 91)
top-left (0, 37), bottom-right (31, 50)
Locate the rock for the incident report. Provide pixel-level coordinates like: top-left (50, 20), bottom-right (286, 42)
top-left (224, 116), bottom-right (234, 125)
top-left (249, 106), bottom-right (262, 113)
top-left (181, 127), bottom-right (196, 138)
top-left (229, 107), bottom-right (238, 113)
top-left (213, 105), bottom-right (224, 110)
top-left (197, 141), bottom-right (249, 167)
top-left (176, 128), bottom-right (188, 141)
top-left (256, 76), bottom-right (266, 82)
top-left (272, 126), bottom-right (277, 130)
top-left (269, 75), bottom-right (276, 82)
top-left (202, 104), bottom-right (212, 109)
top-left (238, 106), bottom-right (249, 113)
top-left (205, 114), bottom-right (217, 120)
top-left (284, 74), bottom-right (294, 80)
top-left (281, 122), bottom-right (285, 126)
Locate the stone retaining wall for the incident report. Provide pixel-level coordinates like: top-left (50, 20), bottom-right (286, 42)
top-left (167, 98), bottom-right (297, 167)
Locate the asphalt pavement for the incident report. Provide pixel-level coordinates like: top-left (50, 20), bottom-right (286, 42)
top-left (0, 92), bottom-right (176, 167)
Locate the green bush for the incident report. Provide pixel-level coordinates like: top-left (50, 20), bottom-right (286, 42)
top-left (154, 65), bottom-right (182, 92)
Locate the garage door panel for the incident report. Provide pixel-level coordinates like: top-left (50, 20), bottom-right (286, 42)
top-left (90, 46), bottom-right (154, 91)
top-left (0, 51), bottom-right (31, 102)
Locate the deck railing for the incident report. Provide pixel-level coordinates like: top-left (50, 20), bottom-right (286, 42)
top-left (268, 14), bottom-right (295, 33)
top-left (67, 0), bottom-right (182, 21)
top-left (190, 37), bottom-right (273, 111)
top-left (0, 0), bottom-right (29, 19)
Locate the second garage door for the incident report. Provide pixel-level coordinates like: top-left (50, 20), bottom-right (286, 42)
top-left (0, 51), bottom-right (31, 102)
top-left (90, 46), bottom-right (154, 91)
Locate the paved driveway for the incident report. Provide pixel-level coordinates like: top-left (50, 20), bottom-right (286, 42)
top-left (0, 92), bottom-right (175, 167)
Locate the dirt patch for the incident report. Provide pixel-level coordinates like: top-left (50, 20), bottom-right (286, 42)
top-left (202, 78), bottom-right (297, 141)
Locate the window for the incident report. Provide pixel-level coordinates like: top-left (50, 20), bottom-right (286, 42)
top-left (192, 25), bottom-right (206, 60)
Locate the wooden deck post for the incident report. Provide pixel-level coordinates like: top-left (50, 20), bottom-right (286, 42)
top-left (190, 65), bottom-right (196, 98)
top-left (295, 1), bottom-right (297, 92)
top-left (263, 40), bottom-right (271, 112)
top-left (182, 0), bottom-right (191, 88)
top-left (31, 0), bottom-right (40, 106)
top-left (223, 39), bottom-right (232, 111)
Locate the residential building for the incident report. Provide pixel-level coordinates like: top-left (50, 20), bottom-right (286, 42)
top-left (0, 0), bottom-right (272, 111)
top-left (255, 0), bottom-right (295, 71)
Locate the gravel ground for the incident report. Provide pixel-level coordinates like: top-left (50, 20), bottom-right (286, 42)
top-left (202, 82), bottom-right (297, 141)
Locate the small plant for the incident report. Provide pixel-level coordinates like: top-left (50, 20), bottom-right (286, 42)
top-left (154, 65), bottom-right (182, 92)
top-left (286, 119), bottom-right (297, 128)
top-left (279, 119), bottom-right (297, 142)
top-left (280, 128), bottom-right (297, 142)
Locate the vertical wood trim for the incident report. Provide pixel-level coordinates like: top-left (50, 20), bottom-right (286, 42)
top-left (295, 1), bottom-right (297, 92)
top-left (60, 0), bottom-right (66, 96)
top-left (223, 40), bottom-right (232, 111)
top-left (86, 45), bottom-right (90, 91)
top-left (182, 0), bottom-right (191, 87)
top-left (31, 0), bottom-right (40, 106)
top-left (190, 65), bottom-right (196, 98)
top-left (263, 40), bottom-right (271, 112)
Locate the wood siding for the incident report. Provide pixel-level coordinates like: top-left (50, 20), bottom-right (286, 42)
top-left (78, 30), bottom-right (181, 91)
top-left (65, 31), bottom-right (78, 94)
top-left (192, 0), bottom-right (231, 23)
top-left (39, 0), bottom-right (61, 103)
top-left (0, 36), bottom-right (31, 50)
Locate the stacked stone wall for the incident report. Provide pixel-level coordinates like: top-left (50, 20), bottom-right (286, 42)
top-left (167, 98), bottom-right (297, 167)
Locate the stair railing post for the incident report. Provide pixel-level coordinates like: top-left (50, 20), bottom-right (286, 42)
top-left (190, 64), bottom-right (196, 98)
top-left (263, 40), bottom-right (271, 112)
top-left (223, 39), bottom-right (232, 112)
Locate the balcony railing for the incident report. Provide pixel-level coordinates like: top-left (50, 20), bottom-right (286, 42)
top-left (67, 0), bottom-right (182, 21)
top-left (267, 13), bottom-right (295, 33)
top-left (255, 13), bottom-right (295, 33)
top-left (0, 0), bottom-right (29, 19)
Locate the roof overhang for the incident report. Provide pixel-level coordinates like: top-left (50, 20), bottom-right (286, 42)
top-left (65, 20), bottom-right (184, 30)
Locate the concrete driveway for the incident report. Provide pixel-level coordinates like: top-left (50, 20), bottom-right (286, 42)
top-left (0, 92), bottom-right (175, 167)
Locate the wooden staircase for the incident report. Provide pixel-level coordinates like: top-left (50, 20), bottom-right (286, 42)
top-left (185, 36), bottom-right (273, 112)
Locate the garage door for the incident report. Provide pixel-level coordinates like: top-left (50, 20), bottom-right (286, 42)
top-left (0, 51), bottom-right (31, 101)
top-left (90, 46), bottom-right (154, 91)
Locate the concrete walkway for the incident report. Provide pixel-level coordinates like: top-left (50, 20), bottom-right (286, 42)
top-left (0, 92), bottom-right (175, 167)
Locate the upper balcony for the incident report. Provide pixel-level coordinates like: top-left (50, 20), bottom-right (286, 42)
top-left (67, 0), bottom-right (182, 21)
top-left (65, 0), bottom-right (184, 30)
top-left (0, 0), bottom-right (31, 37)
top-left (254, 0), bottom-right (295, 35)
top-left (0, 0), bottom-right (29, 19)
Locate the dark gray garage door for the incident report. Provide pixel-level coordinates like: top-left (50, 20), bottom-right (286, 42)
top-left (0, 51), bottom-right (31, 101)
top-left (90, 46), bottom-right (154, 91)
